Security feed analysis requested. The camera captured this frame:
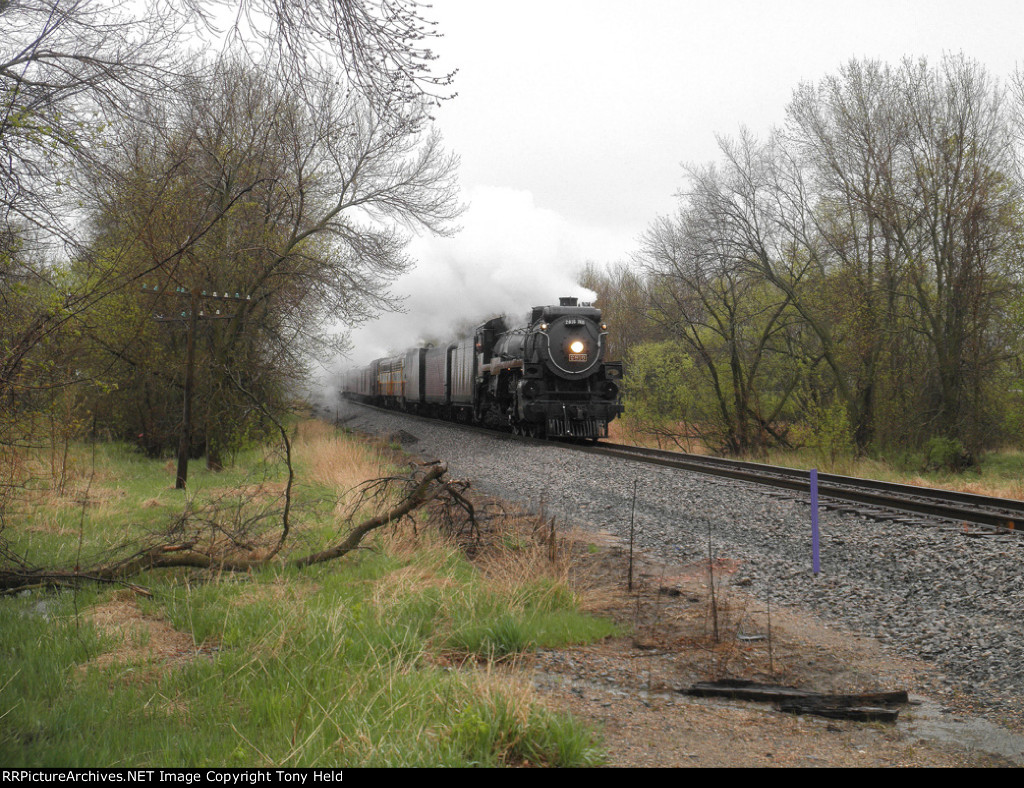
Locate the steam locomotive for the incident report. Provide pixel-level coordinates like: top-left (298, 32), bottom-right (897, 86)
top-left (341, 297), bottom-right (624, 439)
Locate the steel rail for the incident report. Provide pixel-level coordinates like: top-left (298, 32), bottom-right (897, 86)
top-left (575, 442), bottom-right (1024, 534)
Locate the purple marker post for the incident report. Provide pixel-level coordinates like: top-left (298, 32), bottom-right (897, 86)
top-left (811, 468), bottom-right (820, 575)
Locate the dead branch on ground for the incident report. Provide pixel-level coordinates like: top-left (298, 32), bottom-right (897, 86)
top-left (0, 461), bottom-right (474, 593)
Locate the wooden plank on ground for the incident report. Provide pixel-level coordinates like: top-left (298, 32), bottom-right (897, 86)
top-left (681, 680), bottom-right (908, 722)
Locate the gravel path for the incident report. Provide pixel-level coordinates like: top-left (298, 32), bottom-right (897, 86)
top-left (336, 400), bottom-right (1024, 720)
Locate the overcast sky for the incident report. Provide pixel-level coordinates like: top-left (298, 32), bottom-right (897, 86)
top-left (338, 0), bottom-right (1024, 366)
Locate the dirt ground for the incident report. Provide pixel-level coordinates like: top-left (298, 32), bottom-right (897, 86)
top-left (529, 528), bottom-right (1024, 767)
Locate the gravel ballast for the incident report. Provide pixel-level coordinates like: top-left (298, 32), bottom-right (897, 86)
top-left (336, 401), bottom-right (1024, 718)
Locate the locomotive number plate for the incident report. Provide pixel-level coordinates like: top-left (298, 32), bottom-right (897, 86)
top-left (569, 353), bottom-right (588, 362)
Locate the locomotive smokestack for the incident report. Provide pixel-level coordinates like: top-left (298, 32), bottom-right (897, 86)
top-left (559, 297), bottom-right (578, 307)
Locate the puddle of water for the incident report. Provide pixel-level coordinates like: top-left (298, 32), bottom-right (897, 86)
top-left (900, 695), bottom-right (1024, 766)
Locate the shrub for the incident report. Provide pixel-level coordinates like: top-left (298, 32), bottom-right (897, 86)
top-left (924, 436), bottom-right (973, 472)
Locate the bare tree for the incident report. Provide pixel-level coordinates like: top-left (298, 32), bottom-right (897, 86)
top-left (579, 261), bottom-right (654, 362)
top-left (640, 141), bottom-right (801, 454)
top-left (219, 0), bottom-right (455, 108)
top-left (0, 0), bottom-right (456, 399)
top-left (2, 0), bottom-right (452, 240)
top-left (0, 0), bottom-right (458, 413)
top-left (1, 0), bottom-right (185, 242)
top-left (1, 1), bottom-right (458, 545)
top-left (81, 57), bottom-right (460, 463)
top-left (787, 56), bottom-right (1020, 453)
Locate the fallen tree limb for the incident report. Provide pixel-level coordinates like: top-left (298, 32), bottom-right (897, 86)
top-left (0, 547), bottom-right (267, 592)
top-left (290, 463), bottom-right (448, 569)
top-left (0, 462), bottom-right (457, 592)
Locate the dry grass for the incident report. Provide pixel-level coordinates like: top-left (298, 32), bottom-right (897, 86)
top-left (204, 480), bottom-right (288, 504)
top-left (462, 663), bottom-right (538, 721)
top-left (782, 452), bottom-right (1024, 500)
top-left (230, 575), bottom-right (321, 608)
top-left (608, 419), bottom-right (711, 454)
top-left (612, 420), bottom-right (1024, 501)
top-left (369, 564), bottom-right (455, 614)
top-left (81, 590), bottom-right (201, 677)
top-left (466, 508), bottom-right (620, 616)
top-left (24, 519), bottom-right (77, 535)
top-left (0, 439), bottom-right (125, 525)
top-left (901, 473), bottom-right (1024, 501)
top-left (294, 420), bottom-right (388, 487)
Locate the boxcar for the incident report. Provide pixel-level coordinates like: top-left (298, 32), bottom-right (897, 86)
top-left (403, 347), bottom-right (427, 407)
top-left (424, 343), bottom-right (454, 405)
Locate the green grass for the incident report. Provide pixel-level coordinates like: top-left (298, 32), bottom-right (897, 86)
top-left (6, 439), bottom-right (352, 571)
top-left (8, 443), bottom-right (288, 565)
top-left (1, 551), bottom-right (612, 766)
top-left (0, 428), bottom-right (615, 767)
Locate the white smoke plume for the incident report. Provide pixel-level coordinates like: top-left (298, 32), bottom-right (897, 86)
top-left (352, 185), bottom-right (634, 356)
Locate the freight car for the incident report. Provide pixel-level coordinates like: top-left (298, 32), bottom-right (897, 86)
top-left (341, 297), bottom-right (624, 439)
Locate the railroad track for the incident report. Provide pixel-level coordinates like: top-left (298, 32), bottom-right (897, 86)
top-left (571, 441), bottom-right (1024, 537)
top-left (337, 400), bottom-right (1024, 538)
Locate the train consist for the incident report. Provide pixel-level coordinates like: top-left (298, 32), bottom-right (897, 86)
top-left (341, 297), bottom-right (624, 439)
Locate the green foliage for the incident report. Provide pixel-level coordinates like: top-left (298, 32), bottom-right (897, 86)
top-left (923, 436), bottom-right (972, 472)
top-left (791, 395), bottom-right (855, 465)
top-left (622, 340), bottom-right (694, 439)
top-left (444, 612), bottom-right (536, 658)
top-left (583, 55), bottom-right (1024, 460)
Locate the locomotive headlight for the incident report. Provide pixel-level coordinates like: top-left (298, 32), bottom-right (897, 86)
top-left (569, 340), bottom-right (585, 354)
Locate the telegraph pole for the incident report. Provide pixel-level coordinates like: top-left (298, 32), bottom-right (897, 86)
top-left (175, 288), bottom-right (198, 489)
top-left (143, 283), bottom-right (250, 489)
